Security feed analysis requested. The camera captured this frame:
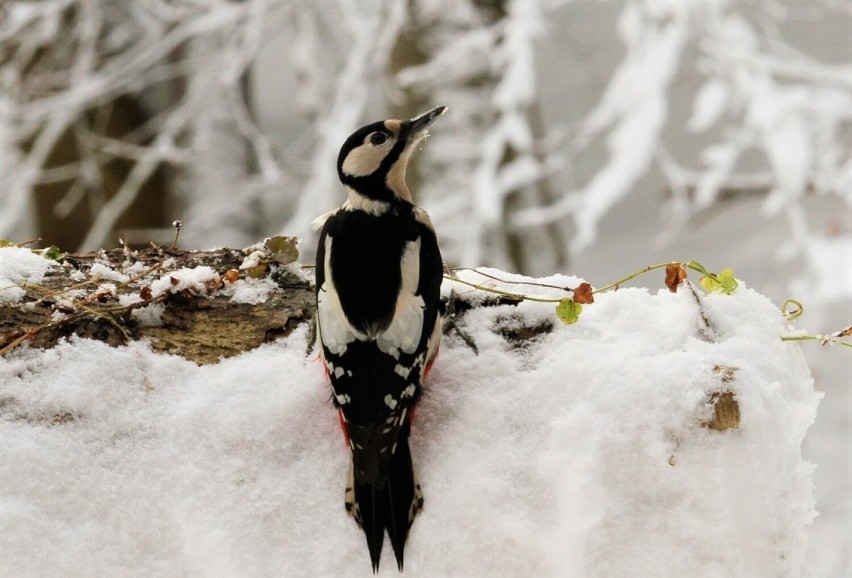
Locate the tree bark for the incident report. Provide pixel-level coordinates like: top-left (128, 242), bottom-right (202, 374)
top-left (0, 246), bottom-right (313, 365)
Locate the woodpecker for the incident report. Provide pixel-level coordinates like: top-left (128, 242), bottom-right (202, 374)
top-left (314, 106), bottom-right (446, 572)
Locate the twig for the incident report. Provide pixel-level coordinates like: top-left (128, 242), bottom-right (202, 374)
top-left (0, 329), bottom-right (37, 356)
top-left (781, 335), bottom-right (852, 348)
top-left (685, 280), bottom-right (718, 342)
top-left (443, 274), bottom-right (559, 304)
top-left (11, 238), bottom-right (43, 248)
top-left (442, 289), bottom-right (478, 355)
top-left (450, 267), bottom-right (573, 293)
top-left (592, 262), bottom-right (673, 294)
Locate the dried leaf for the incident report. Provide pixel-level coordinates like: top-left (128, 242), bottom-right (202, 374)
top-left (834, 325), bottom-right (852, 338)
top-left (265, 236), bottom-right (299, 265)
top-left (556, 298), bottom-right (582, 325)
top-left (169, 276), bottom-right (179, 286)
top-left (140, 286), bottom-right (153, 301)
top-left (572, 282), bottom-right (594, 304)
top-left (246, 264), bottom-right (267, 279)
top-left (224, 269), bottom-right (240, 283)
top-left (664, 263), bottom-right (687, 293)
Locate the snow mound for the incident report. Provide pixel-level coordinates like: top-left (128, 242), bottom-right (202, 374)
top-left (0, 247), bottom-right (56, 304)
top-left (0, 277), bottom-right (818, 577)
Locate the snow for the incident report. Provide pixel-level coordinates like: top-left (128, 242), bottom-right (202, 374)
top-left (0, 272), bottom-right (820, 577)
top-left (88, 262), bottom-right (131, 283)
top-left (0, 247), bottom-right (55, 304)
top-left (222, 277), bottom-right (279, 305)
top-left (149, 266), bottom-right (220, 298)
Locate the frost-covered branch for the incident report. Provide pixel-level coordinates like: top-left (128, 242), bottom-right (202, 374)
top-left (511, 0), bottom-right (852, 270)
top-left (0, 0), bottom-right (289, 250)
top-left (400, 0), bottom-right (565, 272)
top-left (281, 0), bottom-right (407, 243)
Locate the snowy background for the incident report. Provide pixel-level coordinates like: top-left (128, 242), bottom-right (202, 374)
top-left (1, 0), bottom-right (850, 575)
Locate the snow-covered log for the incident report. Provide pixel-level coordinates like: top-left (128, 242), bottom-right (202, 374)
top-left (0, 245), bottom-right (819, 576)
top-left (0, 245), bottom-right (313, 365)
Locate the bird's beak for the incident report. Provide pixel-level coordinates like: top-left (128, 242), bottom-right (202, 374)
top-left (404, 106), bottom-right (448, 140)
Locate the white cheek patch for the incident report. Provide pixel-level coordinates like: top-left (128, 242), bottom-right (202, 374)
top-left (376, 238), bottom-right (424, 356)
top-left (341, 143), bottom-right (389, 177)
top-left (317, 234), bottom-right (366, 355)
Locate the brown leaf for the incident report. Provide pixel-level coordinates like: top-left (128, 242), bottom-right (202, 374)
top-left (665, 263), bottom-right (687, 293)
top-left (140, 286), bottom-right (153, 301)
top-left (572, 282), bottom-right (595, 304)
top-left (835, 325), bottom-right (852, 338)
top-left (224, 269), bottom-right (240, 283)
top-left (169, 276), bottom-right (179, 286)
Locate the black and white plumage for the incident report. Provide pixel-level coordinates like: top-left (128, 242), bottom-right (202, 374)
top-left (314, 106), bottom-right (446, 572)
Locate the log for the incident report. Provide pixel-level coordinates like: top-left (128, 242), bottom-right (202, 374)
top-left (0, 246), bottom-right (313, 365)
top-left (0, 245), bottom-right (738, 428)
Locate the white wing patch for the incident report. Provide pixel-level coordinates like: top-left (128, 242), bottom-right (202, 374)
top-left (425, 312), bottom-right (442, 367)
top-left (376, 238), bottom-right (425, 357)
top-left (312, 208), bottom-right (338, 231)
top-left (317, 233), bottom-right (365, 355)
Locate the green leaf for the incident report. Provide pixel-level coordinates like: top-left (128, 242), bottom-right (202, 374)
top-left (556, 298), bottom-right (582, 325)
top-left (0, 239), bottom-right (12, 248)
top-left (699, 268), bottom-right (738, 295)
top-left (699, 275), bottom-right (719, 293)
top-left (716, 268), bottom-right (738, 295)
top-left (41, 245), bottom-right (65, 261)
top-left (265, 236), bottom-right (299, 265)
top-left (686, 260), bottom-right (712, 277)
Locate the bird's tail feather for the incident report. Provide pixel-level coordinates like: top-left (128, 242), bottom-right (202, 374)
top-left (346, 428), bottom-right (423, 572)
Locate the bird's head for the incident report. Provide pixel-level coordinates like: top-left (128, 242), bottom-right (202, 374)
top-left (337, 106), bottom-right (447, 205)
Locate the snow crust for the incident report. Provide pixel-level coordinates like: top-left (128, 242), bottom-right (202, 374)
top-left (0, 274), bottom-right (819, 577)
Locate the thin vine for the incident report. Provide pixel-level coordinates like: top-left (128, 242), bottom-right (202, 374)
top-left (444, 261), bottom-right (850, 350)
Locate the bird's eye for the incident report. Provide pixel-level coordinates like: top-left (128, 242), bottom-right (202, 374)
top-left (369, 132), bottom-right (388, 146)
